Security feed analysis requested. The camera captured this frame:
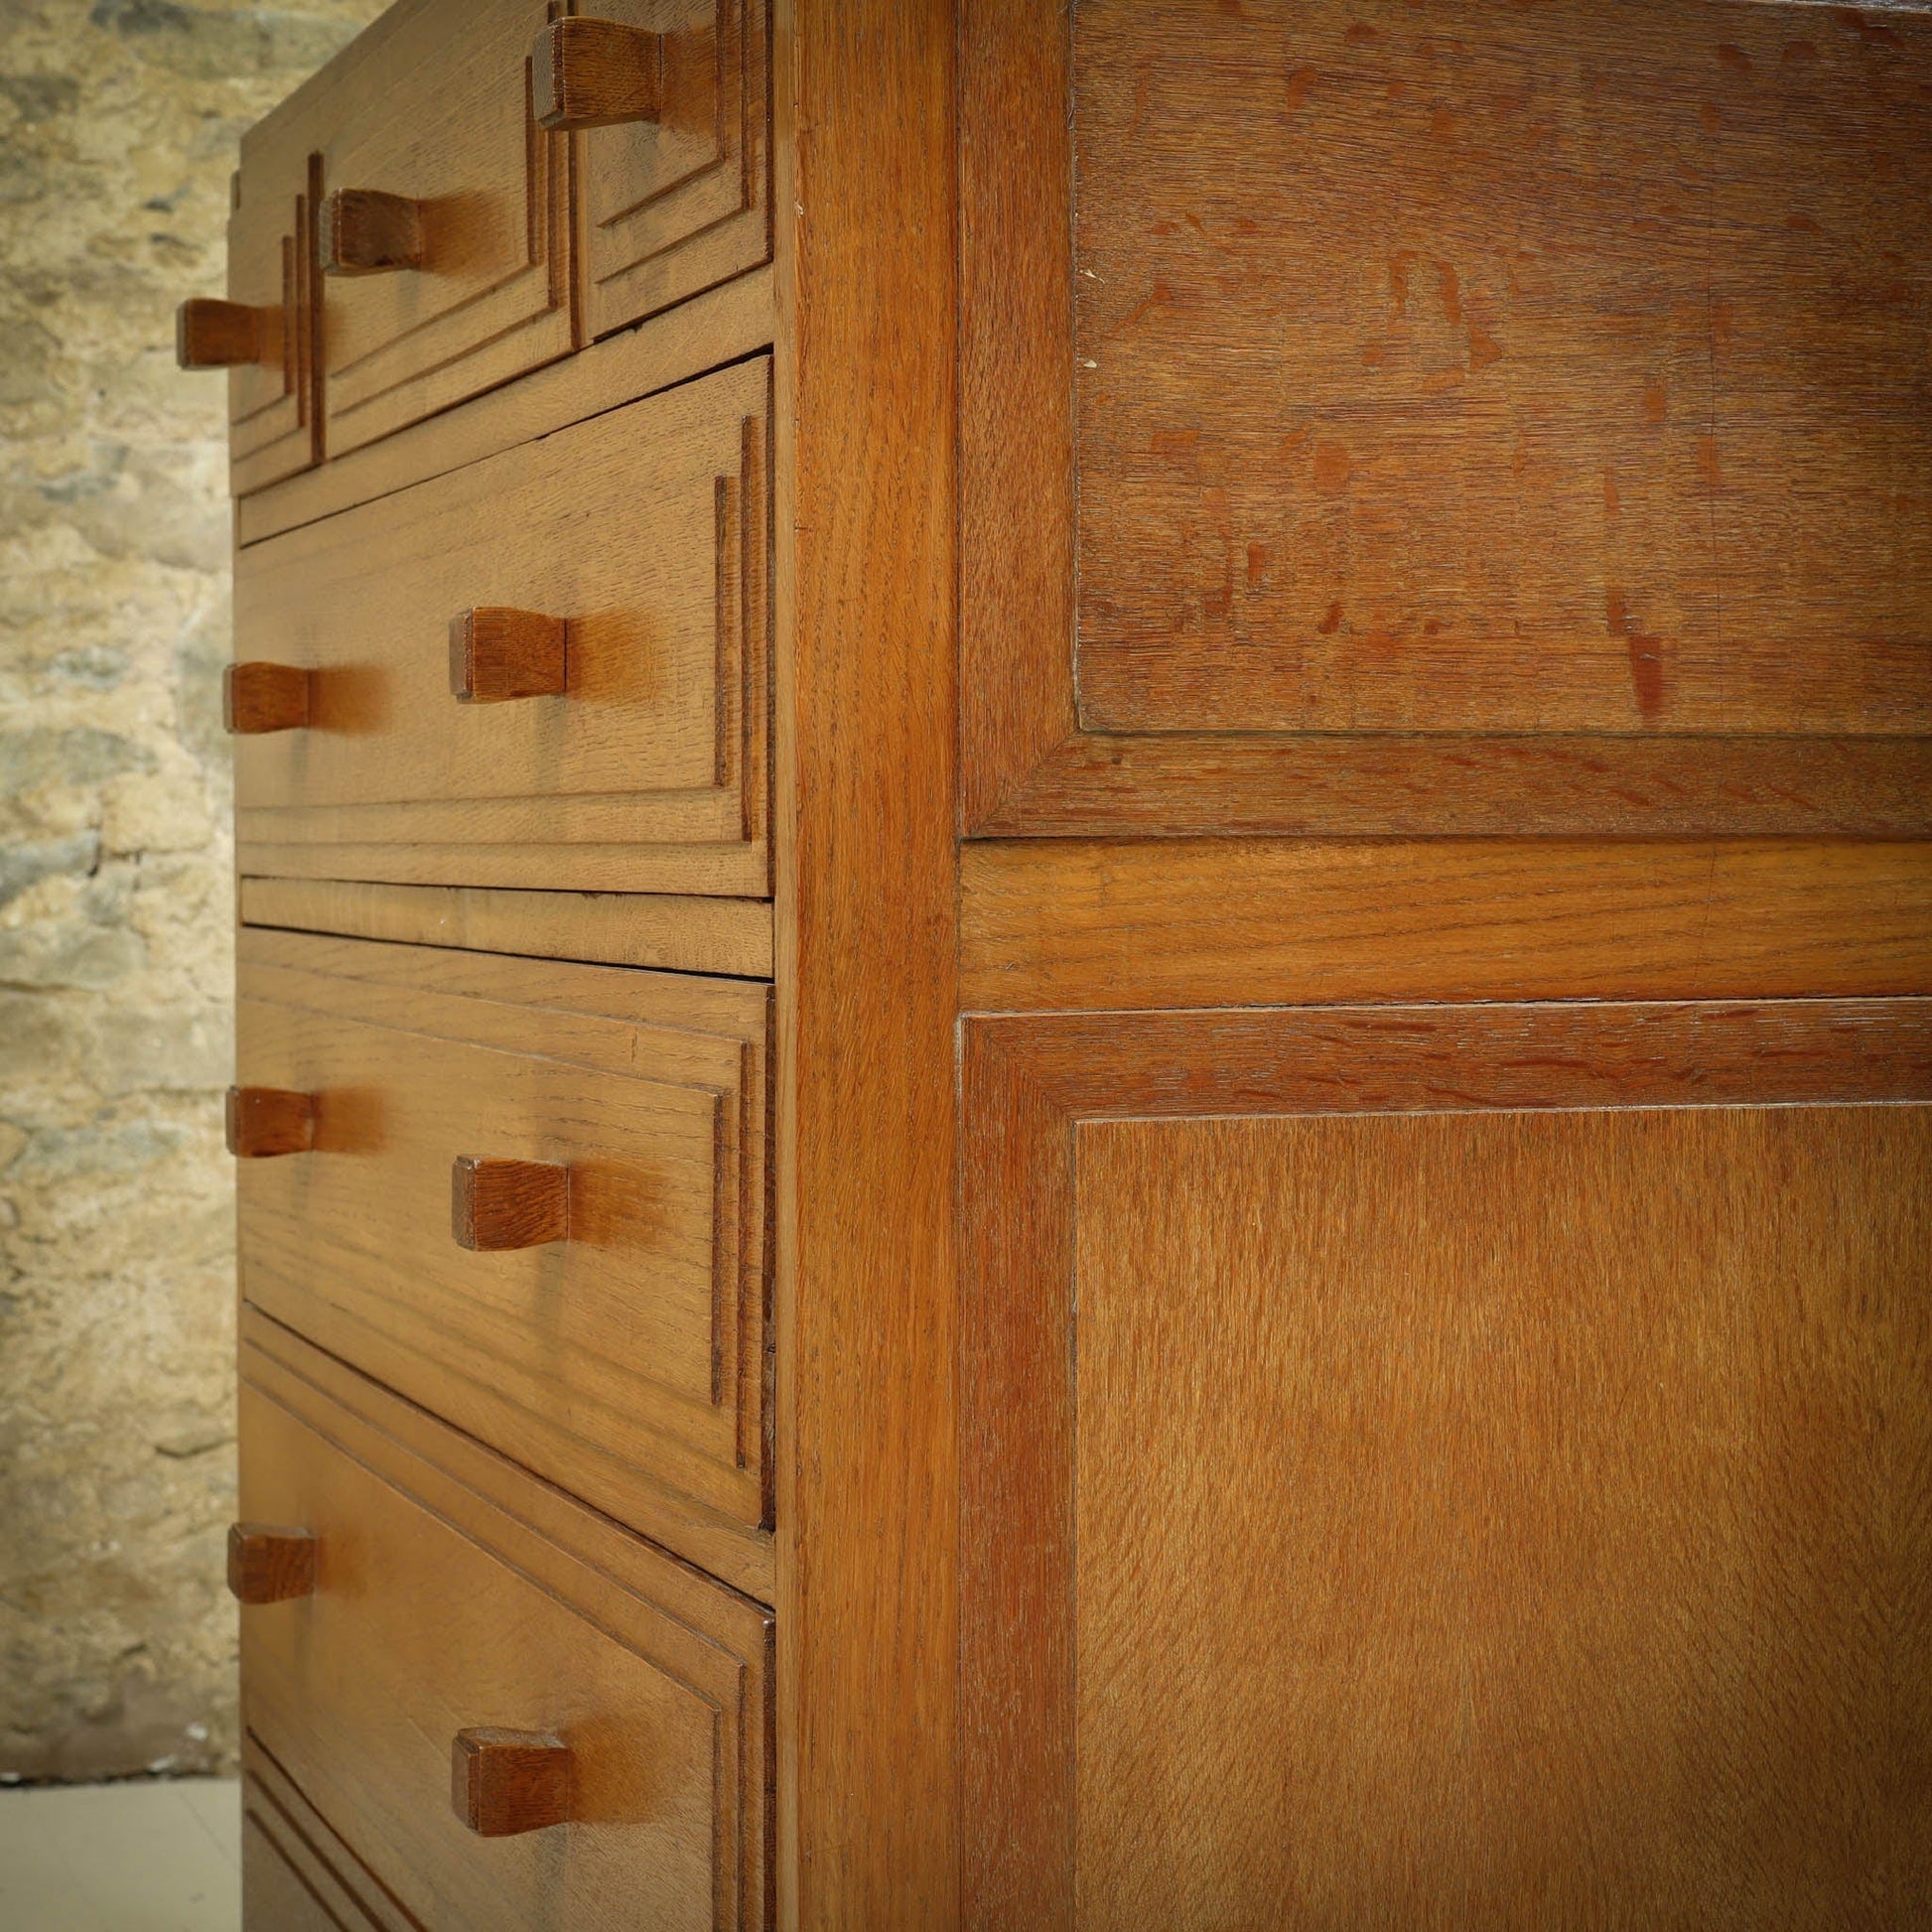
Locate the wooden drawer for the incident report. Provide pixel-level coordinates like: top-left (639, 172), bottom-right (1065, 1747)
top-left (236, 1319), bottom-right (774, 1931)
top-left (561, 0), bottom-right (771, 342)
top-left (299, 0), bottom-right (574, 456)
top-left (234, 929), bottom-right (771, 1597)
top-left (233, 354), bottom-right (770, 897)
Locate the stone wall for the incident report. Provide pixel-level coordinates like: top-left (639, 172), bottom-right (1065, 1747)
top-left (0, 0), bottom-right (384, 1782)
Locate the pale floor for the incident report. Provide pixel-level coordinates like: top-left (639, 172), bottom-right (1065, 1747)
top-left (0, 1778), bottom-right (241, 1932)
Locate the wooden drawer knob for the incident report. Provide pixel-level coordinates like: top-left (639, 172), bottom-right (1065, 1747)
top-left (450, 608), bottom-right (569, 703)
top-left (321, 188), bottom-right (426, 274)
top-left (177, 297), bottom-right (282, 370)
top-left (224, 662), bottom-right (312, 735)
top-left (452, 1729), bottom-right (571, 1837)
top-left (226, 1085), bottom-right (317, 1159)
top-left (532, 17), bottom-right (665, 130)
top-left (452, 1158), bottom-right (571, 1251)
top-left (227, 1524), bottom-right (317, 1604)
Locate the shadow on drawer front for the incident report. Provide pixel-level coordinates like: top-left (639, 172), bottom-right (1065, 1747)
top-left (233, 354), bottom-right (770, 897)
top-left (236, 1322), bottom-right (773, 1931)
top-left (234, 927), bottom-right (771, 1597)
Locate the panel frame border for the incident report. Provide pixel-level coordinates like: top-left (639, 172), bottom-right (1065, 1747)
top-left (957, 0), bottom-right (1932, 839)
top-left (959, 997), bottom-right (1932, 1929)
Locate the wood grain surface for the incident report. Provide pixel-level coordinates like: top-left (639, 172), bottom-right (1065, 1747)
top-left (240, 1813), bottom-right (349, 1932)
top-left (961, 837), bottom-right (1932, 1012)
top-left (960, 0), bottom-right (1932, 836)
top-left (238, 1320), bottom-right (774, 1929)
top-left (244, 1739), bottom-right (415, 1932)
top-left (239, 876), bottom-right (775, 979)
top-left (236, 929), bottom-right (773, 1599)
top-left (962, 998), bottom-right (1932, 1930)
top-left (225, 1085), bottom-right (317, 1160)
top-left (1075, 0), bottom-right (1932, 739)
top-left (449, 1729), bottom-right (572, 1838)
top-left (233, 357), bottom-right (770, 897)
top-left (448, 1156), bottom-right (571, 1252)
top-left (776, 0), bottom-right (959, 1921)
top-left (226, 1524), bottom-right (317, 1605)
top-left (1073, 1105), bottom-right (1931, 1928)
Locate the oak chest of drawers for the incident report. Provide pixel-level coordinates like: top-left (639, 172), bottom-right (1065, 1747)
top-left (184, 2), bottom-right (1932, 1926)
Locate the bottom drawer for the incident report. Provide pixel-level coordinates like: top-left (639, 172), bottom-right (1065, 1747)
top-left (235, 1313), bottom-right (774, 1931)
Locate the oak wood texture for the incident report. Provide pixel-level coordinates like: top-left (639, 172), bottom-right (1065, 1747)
top-left (961, 999), bottom-right (1932, 1930)
top-left (450, 1729), bottom-right (573, 1837)
top-left (241, 1814), bottom-right (352, 1932)
top-left (225, 1086), bottom-right (318, 1161)
top-left (245, 0), bottom-right (572, 459)
top-left (238, 1318), bottom-right (774, 1928)
top-left (233, 356), bottom-right (770, 897)
top-left (239, 875), bottom-right (775, 980)
top-left (319, 186), bottom-right (425, 275)
top-left (448, 605), bottom-right (570, 702)
top-left (223, 662), bottom-right (311, 736)
top-left (222, 143), bottom-right (319, 493)
top-left (226, 1524), bottom-right (317, 1604)
top-left (774, 0), bottom-right (959, 1921)
top-left (961, 837), bottom-right (1932, 1013)
top-left (236, 264), bottom-right (773, 547)
top-left (534, 16), bottom-right (664, 130)
top-left (244, 1740), bottom-right (413, 1932)
top-left (177, 298), bottom-right (281, 371)
top-left (450, 1155), bottom-right (570, 1251)
top-left (566, 0), bottom-right (770, 344)
top-left (235, 929), bottom-right (773, 1598)
top-left (959, 0), bottom-right (1932, 836)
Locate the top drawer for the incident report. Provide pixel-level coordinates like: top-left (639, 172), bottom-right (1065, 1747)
top-left (560, 0), bottom-right (772, 343)
top-left (223, 0), bottom-right (773, 474)
top-left (301, 0), bottom-right (573, 457)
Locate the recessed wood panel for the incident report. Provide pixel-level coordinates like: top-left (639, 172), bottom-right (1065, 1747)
top-left (237, 1323), bottom-right (773, 1930)
top-left (961, 999), bottom-right (1932, 1929)
top-left (1075, 0), bottom-right (1932, 739)
top-left (235, 929), bottom-right (771, 1596)
top-left (234, 356), bottom-right (770, 897)
top-left (573, 0), bottom-right (771, 342)
top-left (960, 0), bottom-right (1932, 834)
top-left (1075, 1106), bottom-right (1931, 1929)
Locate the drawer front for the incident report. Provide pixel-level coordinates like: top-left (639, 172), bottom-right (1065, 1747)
top-left (226, 149), bottom-right (317, 493)
top-left (235, 930), bottom-right (771, 1594)
top-left (571, 0), bottom-right (771, 341)
top-left (234, 355), bottom-right (770, 897)
top-left (237, 1321), bottom-right (773, 1931)
top-left (311, 0), bottom-right (573, 456)
top-left (244, 1741), bottom-right (412, 1931)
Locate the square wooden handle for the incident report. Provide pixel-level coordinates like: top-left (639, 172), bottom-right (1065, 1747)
top-left (224, 663), bottom-right (311, 735)
top-left (227, 1524), bottom-right (316, 1604)
top-left (226, 1086), bottom-right (317, 1159)
top-left (177, 298), bottom-right (282, 370)
top-left (321, 188), bottom-right (425, 274)
top-left (452, 1158), bottom-right (571, 1251)
top-left (450, 608), bottom-right (569, 703)
top-left (452, 1729), bottom-right (572, 1836)
top-left (531, 17), bottom-right (664, 130)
